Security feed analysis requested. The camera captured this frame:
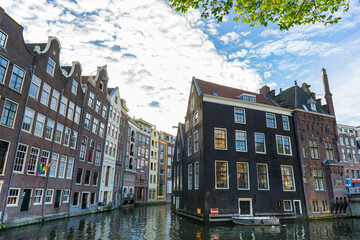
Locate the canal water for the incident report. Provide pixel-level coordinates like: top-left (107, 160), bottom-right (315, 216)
top-left (0, 204), bottom-right (359, 240)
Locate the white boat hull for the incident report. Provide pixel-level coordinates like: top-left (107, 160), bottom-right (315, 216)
top-left (232, 216), bottom-right (280, 226)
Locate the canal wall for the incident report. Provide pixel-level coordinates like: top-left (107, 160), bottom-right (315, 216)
top-left (349, 195), bottom-right (360, 217)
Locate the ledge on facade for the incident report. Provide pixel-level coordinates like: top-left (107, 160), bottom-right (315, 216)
top-left (323, 159), bottom-right (344, 166)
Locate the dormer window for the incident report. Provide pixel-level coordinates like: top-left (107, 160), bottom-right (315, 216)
top-left (99, 82), bottom-right (104, 91)
top-left (0, 30), bottom-right (8, 48)
top-left (237, 94), bottom-right (256, 103)
top-left (310, 103), bottom-right (316, 111)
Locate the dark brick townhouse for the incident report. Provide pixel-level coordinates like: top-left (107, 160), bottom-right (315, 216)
top-left (70, 67), bottom-right (109, 214)
top-left (0, 8), bottom-right (34, 222)
top-left (276, 69), bottom-right (347, 218)
top-left (163, 132), bottom-right (175, 201)
top-left (173, 78), bottom-right (305, 223)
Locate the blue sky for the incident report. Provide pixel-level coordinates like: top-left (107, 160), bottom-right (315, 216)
top-left (2, 0), bottom-right (360, 134)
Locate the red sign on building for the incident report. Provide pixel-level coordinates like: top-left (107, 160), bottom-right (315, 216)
top-left (210, 208), bottom-right (218, 215)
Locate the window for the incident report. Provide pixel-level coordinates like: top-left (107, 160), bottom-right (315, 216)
top-left (313, 168), bottom-right (324, 190)
top-left (46, 58), bottom-right (56, 76)
top-left (0, 56), bottom-right (8, 84)
top-left (282, 116), bottom-right (289, 130)
top-left (9, 65), bottom-right (25, 92)
top-left (79, 136), bottom-right (88, 160)
top-left (345, 138), bottom-right (349, 146)
top-left (266, 113), bottom-right (276, 128)
top-left (302, 145), bottom-right (308, 158)
top-left (214, 128), bottom-right (227, 150)
top-left (0, 30), bottom-right (8, 48)
top-left (44, 119), bottom-right (55, 140)
top-left (238, 94), bottom-right (256, 102)
top-left (45, 189), bottom-right (54, 204)
top-left (92, 171), bottom-right (98, 186)
top-left (54, 123), bottom-right (64, 144)
top-left (283, 200), bottom-right (293, 211)
top-left (238, 198), bottom-right (252, 216)
top-left (88, 91), bottom-right (95, 108)
top-left (49, 153), bottom-right (59, 177)
top-left (235, 130), bottom-right (247, 152)
top-left (281, 166), bottom-right (295, 191)
top-left (92, 118), bottom-right (99, 134)
top-left (1, 99), bottom-right (18, 128)
top-left (191, 131), bottom-right (198, 153)
top-left (187, 136), bottom-right (192, 156)
top-left (84, 112), bottom-right (91, 129)
top-left (63, 190), bottom-right (70, 203)
top-left (351, 138), bottom-right (355, 146)
top-left (91, 192), bottom-right (96, 205)
top-left (59, 96), bottom-right (68, 116)
top-left (309, 139), bottom-right (319, 158)
top-left (194, 162), bottom-right (199, 190)
top-left (191, 98), bottom-right (194, 110)
top-left (340, 137), bottom-right (344, 145)
top-left (312, 200), bottom-right (319, 213)
top-left (102, 105), bottom-right (107, 118)
top-left (95, 143), bottom-right (101, 166)
top-left (185, 121), bottom-right (189, 132)
top-left (7, 188), bottom-right (20, 206)
top-left (63, 127), bottom-right (71, 146)
top-left (74, 106), bottom-right (81, 124)
top-left (188, 164), bottom-right (193, 190)
top-left (73, 192), bottom-right (79, 206)
top-left (310, 103), bottom-right (316, 111)
top-left (346, 169), bottom-right (349, 178)
top-left (324, 141), bottom-right (334, 159)
top-left (215, 161), bottom-right (228, 189)
top-left (351, 169), bottom-right (355, 179)
top-left (34, 113), bottom-right (45, 137)
top-left (58, 155), bottom-right (66, 178)
top-left (67, 101), bottom-right (75, 120)
top-left (70, 130), bottom-right (77, 149)
top-left (71, 80), bottom-right (78, 94)
top-left (341, 148), bottom-right (346, 162)
top-left (193, 112), bottom-right (198, 125)
top-left (22, 107), bottom-right (35, 132)
top-left (322, 200), bottom-right (329, 212)
top-left (76, 168), bottom-right (83, 184)
top-left (50, 90), bottom-right (60, 111)
top-left (257, 164), bottom-right (269, 190)
top-left (40, 83), bottom-right (51, 106)
top-left (255, 133), bottom-right (266, 153)
top-left (14, 144), bottom-right (28, 172)
top-left (39, 151), bottom-right (49, 176)
top-left (237, 162), bottom-right (249, 190)
top-left (66, 157), bottom-right (74, 179)
top-left (0, 140), bottom-right (10, 175)
top-left (84, 170), bottom-right (91, 185)
top-left (88, 139), bottom-right (95, 163)
top-left (95, 99), bottom-right (101, 113)
top-left (276, 135), bottom-right (292, 155)
top-left (34, 189), bottom-right (44, 205)
top-left (29, 75), bottom-right (41, 99)
top-left (234, 108), bottom-right (245, 124)
top-left (27, 147), bottom-right (39, 175)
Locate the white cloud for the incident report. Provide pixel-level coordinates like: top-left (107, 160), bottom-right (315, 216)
top-left (264, 72), bottom-right (271, 79)
top-left (2, 0), bottom-right (263, 134)
top-left (220, 32), bottom-right (240, 44)
top-left (228, 49), bottom-right (248, 59)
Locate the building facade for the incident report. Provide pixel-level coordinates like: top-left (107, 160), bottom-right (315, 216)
top-left (148, 126), bottom-right (159, 202)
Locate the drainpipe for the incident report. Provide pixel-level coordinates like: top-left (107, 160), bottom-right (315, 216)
top-left (118, 116), bottom-right (130, 206)
top-left (69, 103), bottom-right (85, 210)
top-left (42, 88), bottom-right (64, 218)
top-left (1, 65), bottom-right (36, 223)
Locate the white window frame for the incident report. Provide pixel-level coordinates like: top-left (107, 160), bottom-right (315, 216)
top-left (0, 30), bottom-right (8, 48)
top-left (238, 198), bottom-right (253, 216)
top-left (194, 131), bottom-right (199, 153)
top-left (187, 136), bottom-right (192, 156)
top-left (257, 163), bottom-right (269, 191)
top-left (237, 162), bottom-right (250, 190)
top-left (40, 82), bottom-right (51, 106)
top-left (67, 101), bottom-right (75, 120)
top-left (281, 165), bottom-right (296, 191)
top-left (49, 153), bottom-right (59, 178)
top-left (0, 99), bottom-right (19, 128)
top-left (235, 130), bottom-right (247, 152)
top-left (46, 58), bottom-right (56, 76)
top-left (215, 160), bottom-right (229, 189)
top-left (34, 188), bottom-right (44, 205)
top-left (22, 107), bottom-right (35, 133)
top-left (59, 96), bottom-right (68, 116)
top-left (71, 80), bottom-right (78, 95)
top-left (276, 135), bottom-right (292, 156)
top-left (188, 164), bottom-right (193, 190)
top-left (29, 75), bottom-right (41, 99)
top-left (194, 161), bottom-right (199, 190)
top-left (234, 108), bottom-right (246, 124)
top-left (282, 116), bottom-right (290, 131)
top-left (66, 157), bottom-right (74, 179)
top-left (254, 132), bottom-right (266, 154)
top-left (63, 189), bottom-right (70, 203)
top-left (58, 155), bottom-right (67, 178)
top-left (266, 113), bottom-right (277, 128)
top-left (283, 200), bottom-right (293, 211)
top-left (214, 128), bottom-right (227, 150)
top-left (45, 189), bottom-right (54, 204)
top-left (193, 111), bottom-right (198, 125)
top-left (7, 188), bottom-right (21, 206)
top-left (50, 89), bottom-right (60, 111)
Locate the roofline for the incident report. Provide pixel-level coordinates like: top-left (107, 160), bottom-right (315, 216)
top-left (179, 123), bottom-right (184, 148)
top-left (294, 108), bottom-right (335, 118)
top-left (192, 77), bottom-right (201, 95)
top-left (337, 123), bottom-right (358, 129)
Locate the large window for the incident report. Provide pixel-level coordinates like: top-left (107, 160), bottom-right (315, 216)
top-left (95, 99), bottom-right (101, 113)
top-left (95, 143), bottom-right (101, 166)
top-left (99, 122), bottom-right (105, 138)
top-left (0, 56), bottom-right (8, 84)
top-left (0, 140), bottom-right (10, 175)
top-left (67, 101), bottom-right (75, 120)
top-left (44, 119), bottom-right (55, 140)
top-left (257, 164), bottom-right (269, 190)
top-left (309, 139), bottom-right (319, 158)
top-left (237, 162), bottom-right (249, 190)
top-left (39, 151), bottom-right (49, 176)
top-left (235, 130), bottom-right (247, 152)
top-left (92, 171), bottom-right (98, 186)
top-left (58, 155), bottom-right (66, 178)
top-left (34, 113), bottom-right (45, 137)
top-left (214, 128), bottom-right (227, 150)
top-left (45, 189), bottom-right (54, 204)
top-left (92, 118), bottom-right (99, 134)
top-left (71, 80), bottom-right (78, 95)
top-left (1, 99), bottom-right (18, 128)
top-left (187, 136), bottom-right (192, 156)
top-left (84, 113), bottom-right (91, 129)
top-left (79, 136), bottom-right (88, 160)
top-left (40, 82), bottom-right (51, 106)
top-left (281, 166), bottom-right (295, 191)
top-left (74, 106), bottom-right (81, 124)
top-left (313, 168), bottom-right (324, 190)
top-left (0, 30), bottom-right (8, 48)
top-left (50, 90), bottom-right (60, 111)
top-left (84, 170), bottom-right (91, 185)
top-left (215, 161), bottom-right (228, 189)
top-left (59, 96), bottom-right (68, 116)
top-left (70, 130), bottom-right (77, 149)
top-left (255, 133), bottom-right (266, 153)
top-left (54, 123), bottom-right (64, 144)
top-left (14, 144), bottom-right (28, 172)
top-left (27, 147), bottom-right (39, 175)
top-left (194, 162), bottom-right (199, 190)
top-left (29, 75), bottom-right (41, 99)
top-left (76, 168), bottom-right (83, 184)
top-left (34, 189), bottom-right (44, 205)
top-left (49, 153), bottom-right (59, 177)
top-left (63, 127), bottom-right (71, 146)
top-left (325, 141), bottom-right (334, 159)
top-left (276, 135), bottom-right (292, 155)
top-left (312, 200), bottom-right (319, 213)
top-left (266, 113), bottom-right (276, 128)
top-left (7, 188), bottom-right (20, 206)
top-left (102, 105), bottom-right (107, 118)
top-left (66, 158), bottom-right (74, 179)
top-left (46, 58), bottom-right (56, 76)
top-left (282, 116), bottom-right (290, 130)
top-left (188, 164), bottom-right (193, 190)
top-left (22, 107), bottom-right (35, 132)
top-left (234, 108), bottom-right (245, 124)
top-left (9, 65), bottom-right (25, 92)
top-left (194, 131), bottom-right (199, 153)
top-left (88, 139), bottom-right (95, 163)
top-left (193, 112), bottom-right (198, 125)
top-left (88, 91), bottom-right (95, 108)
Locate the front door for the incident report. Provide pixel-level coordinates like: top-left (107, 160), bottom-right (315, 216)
top-left (238, 198), bottom-right (252, 216)
top-left (20, 189), bottom-right (32, 212)
top-left (54, 190), bottom-right (61, 209)
top-left (294, 200), bottom-right (302, 215)
top-left (81, 193), bottom-right (88, 209)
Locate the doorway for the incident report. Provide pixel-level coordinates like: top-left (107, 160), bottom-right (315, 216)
top-left (294, 200), bottom-right (302, 216)
top-left (20, 189), bottom-right (32, 212)
top-left (238, 198), bottom-right (252, 216)
top-left (81, 193), bottom-right (89, 209)
top-left (54, 190), bottom-right (61, 209)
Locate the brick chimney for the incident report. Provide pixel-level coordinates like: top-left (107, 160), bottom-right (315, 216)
top-left (311, 92), bottom-right (316, 100)
top-left (322, 68), bottom-right (335, 116)
top-left (316, 98), bottom-right (322, 105)
top-left (260, 85), bottom-right (270, 95)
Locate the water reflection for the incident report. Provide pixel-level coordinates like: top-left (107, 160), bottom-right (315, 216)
top-left (0, 205), bottom-right (359, 240)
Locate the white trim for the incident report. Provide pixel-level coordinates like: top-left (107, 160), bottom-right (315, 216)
top-left (238, 198), bottom-right (253, 216)
top-left (256, 163), bottom-right (269, 191)
top-left (214, 127), bottom-right (227, 150)
top-left (254, 132), bottom-right (266, 154)
top-left (7, 187), bottom-right (21, 207)
top-left (266, 113), bottom-right (277, 128)
top-left (283, 200), bottom-right (293, 211)
top-left (194, 161), bottom-right (199, 190)
top-left (45, 189), bottom-right (54, 204)
top-left (33, 188), bottom-right (44, 205)
top-left (276, 135), bottom-right (292, 156)
top-left (215, 160), bottom-right (229, 189)
top-left (237, 162), bottom-right (250, 190)
top-left (235, 130), bottom-right (247, 152)
top-left (63, 189), bottom-right (70, 203)
top-left (281, 165), bottom-right (296, 192)
top-left (0, 98), bottom-right (19, 129)
top-left (0, 29), bottom-right (9, 48)
top-left (282, 115), bottom-right (290, 131)
top-left (234, 107), bottom-right (246, 124)
top-left (293, 200), bottom-right (302, 215)
top-left (203, 94), bottom-right (293, 116)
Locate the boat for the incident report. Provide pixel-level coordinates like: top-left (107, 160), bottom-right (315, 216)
top-left (232, 215), bottom-right (280, 226)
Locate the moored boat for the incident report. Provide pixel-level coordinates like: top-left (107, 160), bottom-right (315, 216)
top-left (232, 215), bottom-right (280, 226)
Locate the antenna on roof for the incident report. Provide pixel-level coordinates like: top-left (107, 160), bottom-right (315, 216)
top-left (295, 80), bottom-right (297, 86)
